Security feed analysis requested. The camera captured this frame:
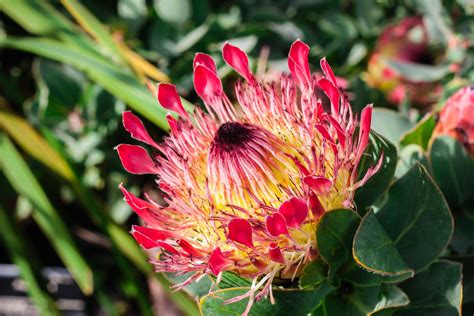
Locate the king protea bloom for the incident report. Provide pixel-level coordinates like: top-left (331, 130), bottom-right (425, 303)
top-left (432, 86), bottom-right (474, 153)
top-left (117, 40), bottom-right (380, 313)
top-left (364, 17), bottom-right (444, 105)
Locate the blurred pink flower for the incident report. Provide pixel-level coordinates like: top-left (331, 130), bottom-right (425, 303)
top-left (433, 86), bottom-right (474, 153)
top-left (365, 17), bottom-right (444, 105)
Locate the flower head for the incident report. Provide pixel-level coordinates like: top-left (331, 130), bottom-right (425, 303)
top-left (117, 40), bottom-right (380, 312)
top-left (433, 86), bottom-right (474, 153)
top-left (364, 17), bottom-right (443, 105)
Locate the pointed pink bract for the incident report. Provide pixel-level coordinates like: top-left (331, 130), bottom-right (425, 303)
top-left (303, 176), bottom-right (332, 195)
top-left (122, 111), bottom-right (158, 148)
top-left (194, 64), bottom-right (223, 104)
top-left (116, 144), bottom-right (158, 174)
top-left (157, 83), bottom-right (188, 119)
top-left (228, 218), bottom-right (254, 248)
top-left (320, 57), bottom-right (337, 86)
top-left (319, 78), bottom-right (340, 117)
top-left (356, 104), bottom-right (373, 162)
top-left (288, 40), bottom-right (311, 87)
top-left (266, 213), bottom-right (290, 237)
top-left (209, 247), bottom-right (231, 276)
top-left (223, 42), bottom-right (253, 82)
top-left (269, 243), bottom-right (285, 264)
top-left (278, 197), bottom-right (308, 228)
top-left (194, 52), bottom-right (217, 73)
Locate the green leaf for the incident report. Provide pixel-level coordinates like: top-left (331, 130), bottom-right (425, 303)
top-left (1, 37), bottom-right (170, 130)
top-left (375, 163), bottom-right (454, 272)
top-left (355, 131), bottom-right (397, 213)
top-left (430, 136), bottom-right (474, 209)
top-left (400, 114), bottom-right (436, 150)
top-left (380, 261), bottom-right (462, 316)
top-left (371, 109), bottom-right (413, 146)
top-left (0, 205), bottom-right (60, 315)
top-left (219, 272), bottom-right (252, 289)
top-left (165, 273), bottom-right (213, 297)
top-left (200, 283), bottom-right (334, 316)
top-left (37, 59), bottom-right (83, 107)
top-left (338, 260), bottom-right (413, 287)
top-left (316, 209), bottom-right (360, 276)
top-left (384, 60), bottom-right (451, 82)
top-left (314, 284), bottom-right (409, 316)
top-left (300, 260), bottom-right (328, 287)
top-left (394, 144), bottom-right (429, 179)
top-left (154, 0), bottom-right (191, 24)
top-left (353, 211), bottom-right (413, 276)
top-left (0, 136), bottom-right (93, 295)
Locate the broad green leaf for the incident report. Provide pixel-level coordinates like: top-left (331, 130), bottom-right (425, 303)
top-left (200, 283), bottom-right (334, 316)
top-left (300, 260), bottom-right (328, 287)
top-left (219, 272), bottom-right (252, 289)
top-left (375, 163), bottom-right (454, 272)
top-left (355, 131), bottom-right (397, 213)
top-left (0, 110), bottom-right (74, 181)
top-left (338, 259), bottom-right (413, 287)
top-left (394, 144), bottom-right (429, 179)
top-left (316, 209), bottom-right (360, 276)
top-left (165, 273), bottom-right (213, 297)
top-left (0, 37), bottom-right (170, 130)
top-left (400, 114), bottom-right (436, 150)
top-left (37, 59), bottom-right (83, 108)
top-left (0, 136), bottom-right (93, 294)
top-left (379, 261), bottom-right (462, 316)
top-left (314, 285), bottom-right (409, 316)
top-left (154, 0), bottom-right (191, 24)
top-left (384, 60), bottom-right (451, 82)
top-left (353, 211), bottom-right (413, 276)
top-left (430, 136), bottom-right (474, 209)
top-left (371, 109), bottom-right (413, 145)
top-left (0, 205), bottom-right (60, 315)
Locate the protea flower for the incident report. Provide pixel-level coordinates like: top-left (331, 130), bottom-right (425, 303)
top-left (116, 40), bottom-right (380, 313)
top-left (364, 17), bottom-right (444, 105)
top-left (432, 86), bottom-right (474, 153)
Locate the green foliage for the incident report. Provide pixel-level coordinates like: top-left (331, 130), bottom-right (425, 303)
top-left (0, 136), bottom-right (94, 294)
top-left (316, 209), bottom-right (360, 276)
top-left (200, 284), bottom-right (334, 316)
top-left (354, 211), bottom-right (413, 276)
top-left (400, 114), bottom-right (436, 150)
top-left (355, 131), bottom-right (397, 213)
top-left (375, 163), bottom-right (453, 272)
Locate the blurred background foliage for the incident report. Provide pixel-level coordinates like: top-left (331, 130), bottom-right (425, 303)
top-left (0, 0), bottom-right (472, 315)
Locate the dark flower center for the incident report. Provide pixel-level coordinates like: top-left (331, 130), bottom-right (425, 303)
top-left (213, 122), bottom-right (252, 151)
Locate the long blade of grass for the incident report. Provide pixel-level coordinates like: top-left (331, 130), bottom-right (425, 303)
top-left (60, 0), bottom-right (127, 64)
top-left (0, 0), bottom-right (73, 35)
top-left (0, 135), bottom-right (94, 295)
top-left (0, 110), bottom-right (74, 181)
top-left (0, 204), bottom-right (60, 316)
top-left (0, 0), bottom-right (104, 55)
top-left (0, 37), bottom-right (170, 130)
